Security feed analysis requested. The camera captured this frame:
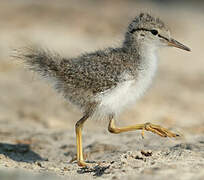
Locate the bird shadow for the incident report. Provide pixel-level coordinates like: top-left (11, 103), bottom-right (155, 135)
top-left (0, 143), bottom-right (45, 163)
top-left (77, 164), bottom-right (110, 177)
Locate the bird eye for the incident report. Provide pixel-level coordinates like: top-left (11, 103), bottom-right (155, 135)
top-left (130, 29), bottom-right (136, 34)
top-left (151, 30), bottom-right (158, 35)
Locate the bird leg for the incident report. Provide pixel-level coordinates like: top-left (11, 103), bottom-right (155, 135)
top-left (75, 114), bottom-right (90, 167)
top-left (108, 117), bottom-right (179, 138)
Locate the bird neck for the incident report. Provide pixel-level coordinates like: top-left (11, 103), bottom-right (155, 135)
top-left (123, 33), bottom-right (158, 63)
top-left (122, 33), bottom-right (158, 71)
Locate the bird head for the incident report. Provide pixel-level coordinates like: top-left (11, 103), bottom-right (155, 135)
top-left (125, 13), bottom-right (191, 52)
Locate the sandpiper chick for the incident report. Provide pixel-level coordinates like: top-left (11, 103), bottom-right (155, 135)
top-left (15, 13), bottom-right (191, 167)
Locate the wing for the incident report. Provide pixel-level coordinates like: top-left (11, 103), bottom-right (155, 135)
top-left (58, 50), bottom-right (126, 95)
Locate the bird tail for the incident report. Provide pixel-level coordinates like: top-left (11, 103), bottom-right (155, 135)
top-left (13, 46), bottom-right (63, 81)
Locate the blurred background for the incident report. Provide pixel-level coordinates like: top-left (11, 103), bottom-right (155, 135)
top-left (0, 0), bottom-right (203, 178)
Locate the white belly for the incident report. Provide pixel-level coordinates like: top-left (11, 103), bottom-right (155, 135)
top-left (95, 53), bottom-right (158, 118)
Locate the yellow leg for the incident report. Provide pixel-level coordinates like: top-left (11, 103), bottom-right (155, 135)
top-left (75, 114), bottom-right (89, 167)
top-left (108, 118), bottom-right (179, 138)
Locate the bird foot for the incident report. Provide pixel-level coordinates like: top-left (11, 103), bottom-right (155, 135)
top-left (142, 122), bottom-right (180, 138)
top-left (77, 160), bottom-right (92, 167)
top-left (77, 160), bottom-right (105, 168)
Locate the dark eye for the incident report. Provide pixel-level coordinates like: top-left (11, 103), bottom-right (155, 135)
top-left (151, 30), bottom-right (158, 35)
top-left (130, 28), bottom-right (136, 34)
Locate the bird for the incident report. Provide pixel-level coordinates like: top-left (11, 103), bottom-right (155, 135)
top-left (15, 13), bottom-right (191, 167)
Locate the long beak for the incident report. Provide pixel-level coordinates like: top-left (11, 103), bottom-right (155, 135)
top-left (167, 38), bottom-right (191, 52)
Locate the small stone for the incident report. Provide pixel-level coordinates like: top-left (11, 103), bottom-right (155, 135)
top-left (60, 145), bottom-right (68, 149)
top-left (36, 161), bottom-right (43, 167)
top-left (63, 167), bottom-right (69, 171)
top-left (112, 176), bottom-right (118, 180)
top-left (141, 150), bottom-right (153, 157)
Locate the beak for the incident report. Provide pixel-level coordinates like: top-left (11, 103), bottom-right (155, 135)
top-left (167, 38), bottom-right (191, 52)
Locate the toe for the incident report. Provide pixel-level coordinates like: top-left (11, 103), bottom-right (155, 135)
top-left (144, 123), bottom-right (179, 138)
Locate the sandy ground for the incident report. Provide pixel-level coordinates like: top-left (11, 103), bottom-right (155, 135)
top-left (0, 0), bottom-right (204, 179)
